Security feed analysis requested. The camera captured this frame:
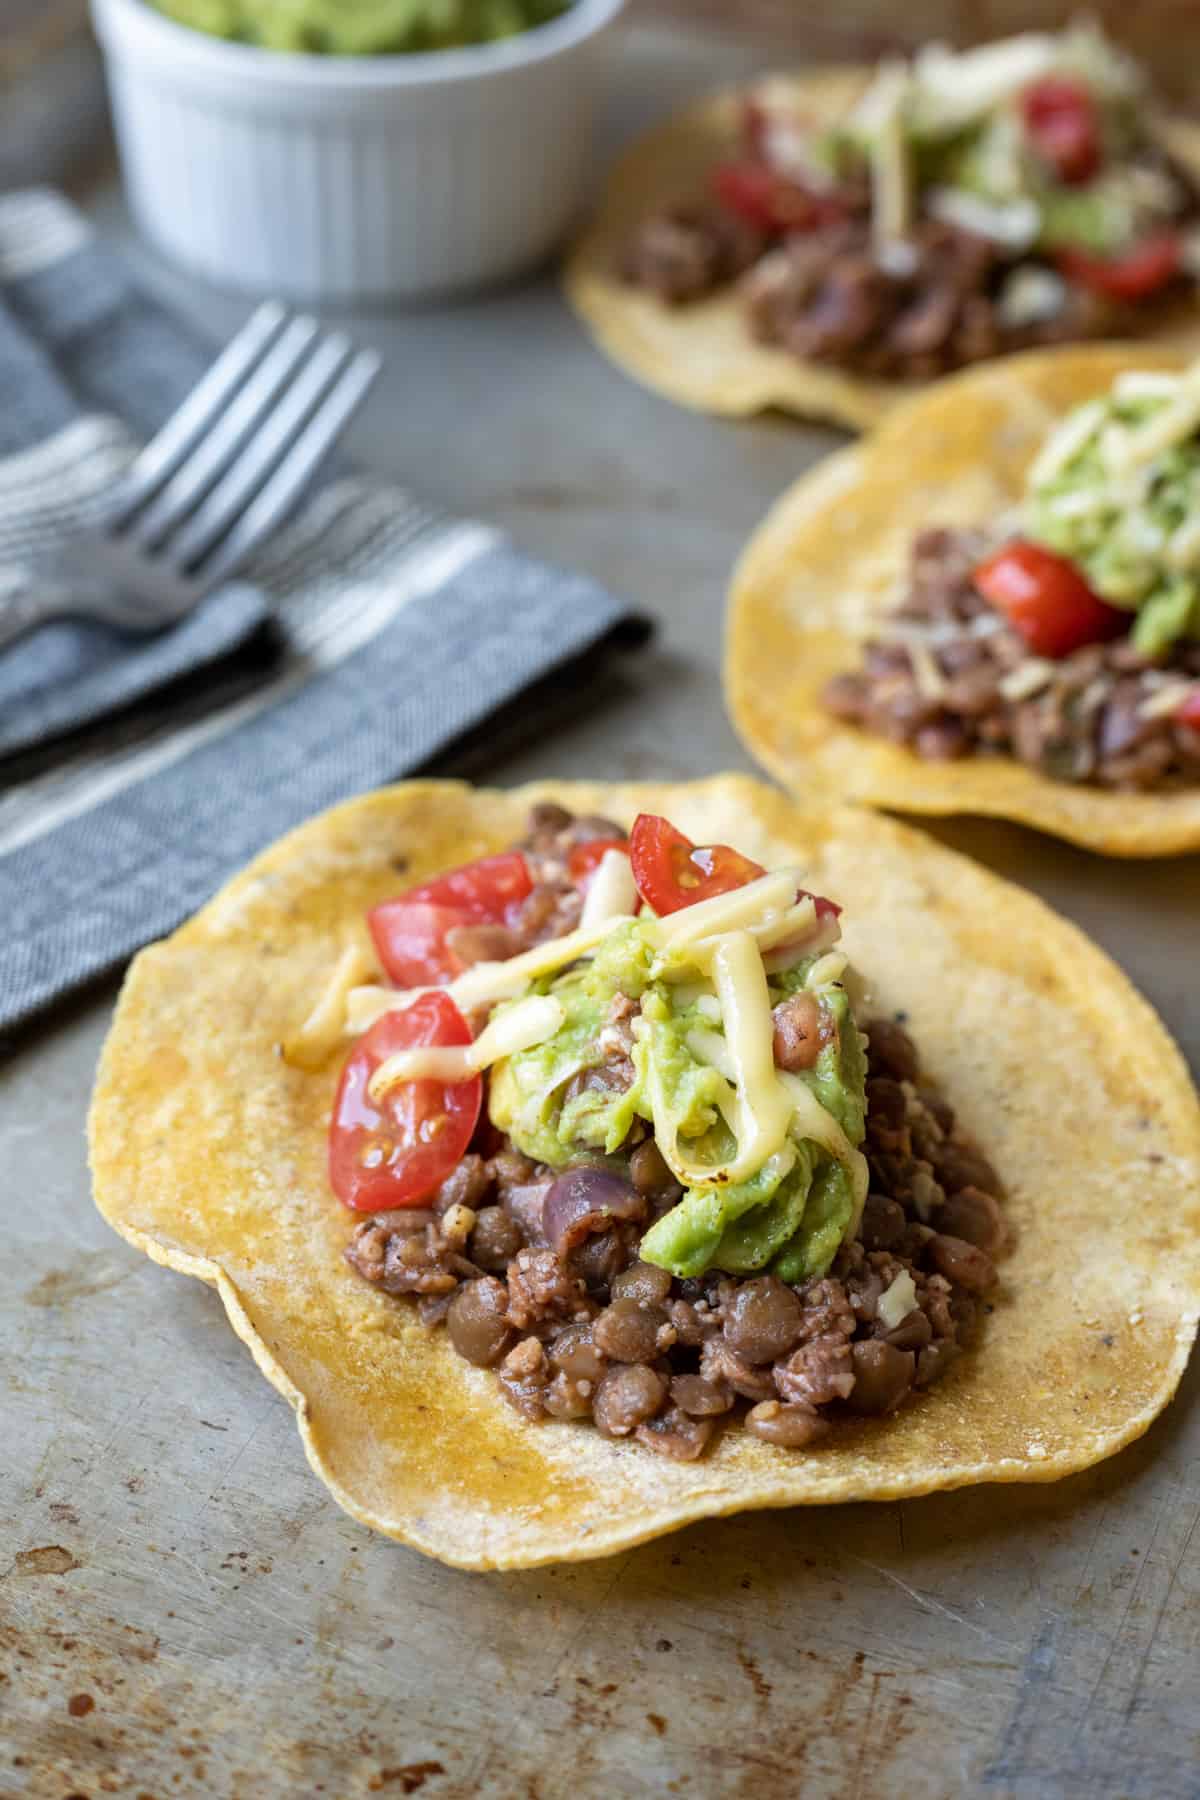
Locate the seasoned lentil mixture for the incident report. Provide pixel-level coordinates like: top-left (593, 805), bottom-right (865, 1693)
top-left (825, 528), bottom-right (1200, 790)
top-left (344, 809), bottom-right (1007, 1459)
top-left (622, 209), bottom-right (1136, 382)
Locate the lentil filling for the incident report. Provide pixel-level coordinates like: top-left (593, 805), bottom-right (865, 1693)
top-left (344, 809), bottom-right (1007, 1460)
top-left (824, 527), bottom-right (1200, 790)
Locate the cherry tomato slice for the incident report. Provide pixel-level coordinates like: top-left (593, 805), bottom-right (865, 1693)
top-left (629, 814), bottom-right (766, 915)
top-left (712, 161), bottom-right (834, 233)
top-left (329, 992), bottom-right (481, 1212)
top-left (567, 837), bottom-right (630, 888)
top-left (1057, 232), bottom-right (1181, 301)
top-left (368, 851), bottom-right (532, 988)
top-left (974, 540), bottom-right (1128, 659)
top-left (1021, 78), bottom-right (1101, 184)
top-left (1176, 690), bottom-right (1200, 727)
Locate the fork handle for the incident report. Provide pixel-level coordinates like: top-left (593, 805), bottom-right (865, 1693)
top-left (0, 584), bottom-right (77, 656)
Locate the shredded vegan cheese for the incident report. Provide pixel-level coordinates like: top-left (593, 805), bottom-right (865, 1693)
top-left (1105, 367), bottom-right (1200, 476)
top-left (684, 1025), bottom-right (736, 1084)
top-left (650, 869), bottom-right (798, 955)
top-left (805, 951), bottom-right (848, 990)
top-left (282, 943), bottom-right (378, 1069)
top-left (368, 994), bottom-right (565, 1097)
top-left (344, 981), bottom-right (428, 1035)
top-left (867, 62), bottom-right (913, 251)
top-left (579, 848), bottom-right (637, 929)
top-left (1112, 371), bottom-right (1182, 403)
top-left (1027, 398), bottom-right (1106, 488)
top-left (345, 913), bottom-right (635, 1036)
top-left (697, 932), bottom-right (796, 1187)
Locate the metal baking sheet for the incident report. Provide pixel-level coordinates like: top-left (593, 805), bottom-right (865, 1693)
top-left (4, 24), bottom-right (1199, 1798)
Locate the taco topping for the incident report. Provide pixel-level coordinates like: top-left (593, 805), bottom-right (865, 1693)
top-left (619, 23), bottom-right (1198, 378)
top-left (824, 363), bottom-right (1200, 788)
top-left (319, 806), bottom-right (1006, 1459)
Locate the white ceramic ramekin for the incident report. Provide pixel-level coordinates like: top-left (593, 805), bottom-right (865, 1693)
top-left (90, 0), bottom-right (626, 301)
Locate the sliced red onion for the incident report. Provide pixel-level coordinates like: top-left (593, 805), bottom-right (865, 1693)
top-left (543, 1167), bottom-right (646, 1259)
top-left (504, 1180), bottom-right (553, 1245)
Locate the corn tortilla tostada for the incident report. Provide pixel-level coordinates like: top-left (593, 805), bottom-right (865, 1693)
top-left (565, 26), bottom-right (1200, 430)
top-left (727, 343), bottom-right (1200, 854)
top-left (88, 777), bottom-right (1200, 1569)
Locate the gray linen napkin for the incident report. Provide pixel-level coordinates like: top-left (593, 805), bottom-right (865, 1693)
top-left (0, 191), bottom-right (649, 1034)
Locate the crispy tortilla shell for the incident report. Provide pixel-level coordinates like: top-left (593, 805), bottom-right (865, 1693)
top-left (565, 71), bottom-right (1200, 430)
top-left (89, 777), bottom-right (1200, 1569)
top-left (728, 344), bottom-right (1200, 855)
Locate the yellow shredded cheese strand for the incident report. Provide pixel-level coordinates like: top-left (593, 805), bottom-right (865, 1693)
top-left (344, 982), bottom-right (429, 1036)
top-left (684, 1025), bottom-right (736, 1083)
top-left (869, 63), bottom-right (913, 249)
top-left (1106, 364), bottom-right (1200, 475)
top-left (344, 915), bottom-right (635, 1038)
top-left (579, 848), bottom-right (637, 929)
top-left (282, 944), bottom-right (377, 1069)
top-left (446, 920), bottom-right (631, 1011)
top-left (658, 931), bottom-right (795, 1189)
top-left (649, 869), bottom-right (798, 953)
top-left (368, 995), bottom-right (565, 1098)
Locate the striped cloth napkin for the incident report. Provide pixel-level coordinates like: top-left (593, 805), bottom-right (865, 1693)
top-left (0, 190), bottom-right (649, 1035)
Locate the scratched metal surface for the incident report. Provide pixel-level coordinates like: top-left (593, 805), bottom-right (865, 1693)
top-left (4, 22), bottom-right (1200, 1800)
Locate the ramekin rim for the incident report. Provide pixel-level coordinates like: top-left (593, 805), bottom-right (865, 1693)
top-left (90, 0), bottom-right (626, 88)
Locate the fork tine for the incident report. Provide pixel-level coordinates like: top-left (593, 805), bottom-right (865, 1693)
top-left (124, 315), bottom-right (322, 550)
top-left (164, 334), bottom-right (355, 574)
top-left (110, 302), bottom-right (288, 525)
top-left (196, 349), bottom-right (382, 592)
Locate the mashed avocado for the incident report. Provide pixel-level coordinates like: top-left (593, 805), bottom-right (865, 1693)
top-left (152, 0), bottom-right (568, 54)
top-left (1027, 376), bottom-right (1200, 657)
top-left (488, 923), bottom-right (868, 1283)
top-left (487, 921), bottom-right (655, 1167)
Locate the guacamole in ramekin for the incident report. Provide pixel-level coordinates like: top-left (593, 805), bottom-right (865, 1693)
top-left (151, 0), bottom-right (570, 55)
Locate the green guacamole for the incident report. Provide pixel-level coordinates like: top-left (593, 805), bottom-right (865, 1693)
top-left (1027, 381), bottom-right (1200, 658)
top-left (487, 923), bottom-right (868, 1283)
top-left (152, 0), bottom-right (569, 55)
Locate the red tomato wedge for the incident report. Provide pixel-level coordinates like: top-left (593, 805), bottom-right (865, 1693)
top-left (1058, 232), bottom-right (1181, 301)
top-left (1021, 77), bottom-right (1101, 184)
top-left (567, 837), bottom-right (630, 887)
top-left (973, 540), bottom-right (1128, 658)
top-left (1176, 690), bottom-right (1200, 727)
top-left (629, 814), bottom-right (766, 915)
top-left (329, 993), bottom-right (481, 1212)
top-left (368, 851), bottom-right (531, 988)
top-left (629, 814), bottom-right (843, 923)
top-left (711, 161), bottom-right (845, 234)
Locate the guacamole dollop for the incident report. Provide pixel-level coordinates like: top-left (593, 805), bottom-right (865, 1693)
top-left (1026, 373), bottom-right (1200, 657)
top-left (487, 921), bottom-right (868, 1284)
top-left (152, 0), bottom-right (568, 55)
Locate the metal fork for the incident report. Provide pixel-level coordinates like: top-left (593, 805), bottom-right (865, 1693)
top-left (0, 302), bottom-right (381, 656)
